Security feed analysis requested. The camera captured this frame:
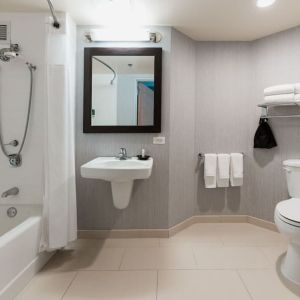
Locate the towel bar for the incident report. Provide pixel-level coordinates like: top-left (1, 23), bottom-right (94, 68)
top-left (198, 153), bottom-right (245, 160)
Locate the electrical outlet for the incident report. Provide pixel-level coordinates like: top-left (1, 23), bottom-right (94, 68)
top-left (153, 136), bottom-right (165, 145)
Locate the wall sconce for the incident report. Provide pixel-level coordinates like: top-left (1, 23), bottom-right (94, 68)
top-left (85, 29), bottom-right (162, 43)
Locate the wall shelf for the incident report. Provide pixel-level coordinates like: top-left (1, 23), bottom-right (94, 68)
top-left (257, 103), bottom-right (298, 108)
top-left (258, 102), bottom-right (300, 119)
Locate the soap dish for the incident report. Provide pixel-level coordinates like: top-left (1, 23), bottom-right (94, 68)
top-left (137, 155), bottom-right (151, 161)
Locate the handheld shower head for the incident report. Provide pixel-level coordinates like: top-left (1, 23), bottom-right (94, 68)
top-left (0, 44), bottom-right (20, 62)
top-left (3, 52), bottom-right (19, 59)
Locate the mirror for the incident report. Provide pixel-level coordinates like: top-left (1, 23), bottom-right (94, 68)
top-left (83, 48), bottom-right (162, 133)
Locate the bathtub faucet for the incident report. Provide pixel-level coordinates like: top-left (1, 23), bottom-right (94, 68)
top-left (1, 187), bottom-right (19, 198)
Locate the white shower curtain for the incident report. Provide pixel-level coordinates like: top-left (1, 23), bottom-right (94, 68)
top-left (40, 14), bottom-right (77, 251)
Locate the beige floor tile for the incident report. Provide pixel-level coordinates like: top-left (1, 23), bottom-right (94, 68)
top-left (193, 245), bottom-right (271, 269)
top-left (120, 247), bottom-right (196, 270)
top-left (219, 223), bottom-right (287, 246)
top-left (169, 223), bottom-right (223, 244)
top-left (15, 272), bottom-right (76, 300)
top-left (67, 238), bottom-right (159, 249)
top-left (16, 223), bottom-right (292, 300)
top-left (260, 245), bottom-right (287, 266)
top-left (102, 238), bottom-right (160, 248)
top-left (159, 238), bottom-right (223, 247)
top-left (63, 271), bottom-right (157, 300)
top-left (239, 269), bottom-right (300, 300)
top-left (157, 270), bottom-right (251, 300)
top-left (43, 247), bottom-right (124, 272)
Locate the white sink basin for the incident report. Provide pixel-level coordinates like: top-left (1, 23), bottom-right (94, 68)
top-left (81, 157), bottom-right (153, 181)
top-left (81, 157), bottom-right (153, 209)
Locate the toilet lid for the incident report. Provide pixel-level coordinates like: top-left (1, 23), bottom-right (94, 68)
top-left (276, 198), bottom-right (300, 223)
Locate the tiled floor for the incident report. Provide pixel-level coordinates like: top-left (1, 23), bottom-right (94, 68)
top-left (15, 223), bottom-right (300, 300)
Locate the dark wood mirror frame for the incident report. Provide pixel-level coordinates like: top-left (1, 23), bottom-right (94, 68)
top-left (83, 47), bottom-right (162, 133)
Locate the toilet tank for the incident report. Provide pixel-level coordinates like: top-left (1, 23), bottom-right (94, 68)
top-left (283, 160), bottom-right (300, 198)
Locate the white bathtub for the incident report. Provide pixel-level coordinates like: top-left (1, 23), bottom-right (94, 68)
top-left (0, 205), bottom-right (53, 300)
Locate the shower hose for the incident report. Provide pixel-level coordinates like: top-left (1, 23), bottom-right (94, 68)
top-left (0, 62), bottom-right (36, 164)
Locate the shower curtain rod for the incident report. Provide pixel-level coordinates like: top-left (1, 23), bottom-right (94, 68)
top-left (46, 0), bottom-right (60, 28)
top-left (92, 57), bottom-right (117, 85)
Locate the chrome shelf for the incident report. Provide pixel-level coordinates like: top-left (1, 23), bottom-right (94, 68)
top-left (258, 103), bottom-right (300, 118)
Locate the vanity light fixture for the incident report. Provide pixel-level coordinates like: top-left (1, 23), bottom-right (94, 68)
top-left (256, 0), bottom-right (276, 8)
top-left (85, 29), bottom-right (162, 43)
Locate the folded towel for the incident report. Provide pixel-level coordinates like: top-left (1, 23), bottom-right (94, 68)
top-left (263, 94), bottom-right (296, 105)
top-left (217, 154), bottom-right (230, 188)
top-left (296, 94), bottom-right (300, 104)
top-left (295, 84), bottom-right (300, 94)
top-left (204, 154), bottom-right (217, 189)
top-left (230, 153), bottom-right (243, 187)
top-left (264, 84), bottom-right (295, 96)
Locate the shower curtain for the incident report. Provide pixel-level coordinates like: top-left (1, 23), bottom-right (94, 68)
top-left (40, 13), bottom-right (77, 251)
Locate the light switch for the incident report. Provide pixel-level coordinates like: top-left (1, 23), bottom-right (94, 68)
top-left (153, 136), bottom-right (166, 144)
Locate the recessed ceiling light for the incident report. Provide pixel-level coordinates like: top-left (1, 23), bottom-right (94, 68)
top-left (256, 0), bottom-right (276, 8)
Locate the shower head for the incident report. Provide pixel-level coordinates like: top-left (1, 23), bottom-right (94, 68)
top-left (3, 51), bottom-right (19, 59)
top-left (0, 44), bottom-right (20, 62)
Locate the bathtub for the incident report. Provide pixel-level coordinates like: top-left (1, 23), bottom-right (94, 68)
top-left (0, 205), bottom-right (54, 300)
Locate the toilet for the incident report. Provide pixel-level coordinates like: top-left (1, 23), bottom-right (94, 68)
top-left (275, 159), bottom-right (300, 285)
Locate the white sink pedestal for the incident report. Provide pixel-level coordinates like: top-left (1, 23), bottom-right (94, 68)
top-left (111, 181), bottom-right (134, 209)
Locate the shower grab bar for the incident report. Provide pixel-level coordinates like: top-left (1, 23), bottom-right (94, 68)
top-left (46, 0), bottom-right (60, 29)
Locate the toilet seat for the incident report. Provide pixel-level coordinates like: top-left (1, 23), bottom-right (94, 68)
top-left (276, 198), bottom-right (300, 227)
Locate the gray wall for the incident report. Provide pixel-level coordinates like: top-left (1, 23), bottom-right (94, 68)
top-left (194, 26), bottom-right (300, 222)
top-left (195, 42), bottom-right (253, 217)
top-left (0, 13), bottom-right (47, 206)
top-left (76, 24), bottom-right (300, 229)
top-left (249, 26), bottom-right (300, 221)
top-left (169, 29), bottom-right (197, 226)
top-left (76, 26), bottom-right (172, 230)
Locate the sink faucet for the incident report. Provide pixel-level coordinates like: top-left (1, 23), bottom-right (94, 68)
top-left (118, 148), bottom-right (128, 160)
top-left (2, 187), bottom-right (19, 198)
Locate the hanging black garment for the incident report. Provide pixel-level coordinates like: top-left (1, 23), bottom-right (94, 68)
top-left (254, 118), bottom-right (277, 149)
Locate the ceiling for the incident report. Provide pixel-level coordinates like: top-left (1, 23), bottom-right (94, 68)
top-left (0, 0), bottom-right (300, 41)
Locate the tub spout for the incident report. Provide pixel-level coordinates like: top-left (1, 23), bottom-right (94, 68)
top-left (1, 187), bottom-right (19, 198)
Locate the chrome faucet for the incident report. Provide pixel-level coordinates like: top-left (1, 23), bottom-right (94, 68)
top-left (118, 148), bottom-right (128, 160)
top-left (2, 187), bottom-right (19, 198)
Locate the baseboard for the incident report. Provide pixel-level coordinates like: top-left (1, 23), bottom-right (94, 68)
top-left (0, 251), bottom-right (55, 300)
top-left (247, 216), bottom-right (278, 232)
top-left (168, 215), bottom-right (249, 237)
top-left (78, 214), bottom-right (276, 239)
top-left (78, 229), bottom-right (169, 239)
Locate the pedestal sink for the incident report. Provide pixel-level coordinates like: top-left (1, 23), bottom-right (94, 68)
top-left (81, 157), bottom-right (153, 209)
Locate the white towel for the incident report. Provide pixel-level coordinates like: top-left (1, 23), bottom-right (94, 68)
top-left (217, 154), bottom-right (230, 188)
top-left (263, 94), bottom-right (296, 105)
top-left (204, 154), bottom-right (217, 189)
top-left (296, 94), bottom-right (300, 105)
top-left (295, 83), bottom-right (300, 94)
top-left (264, 84), bottom-right (295, 96)
top-left (230, 153), bottom-right (243, 187)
